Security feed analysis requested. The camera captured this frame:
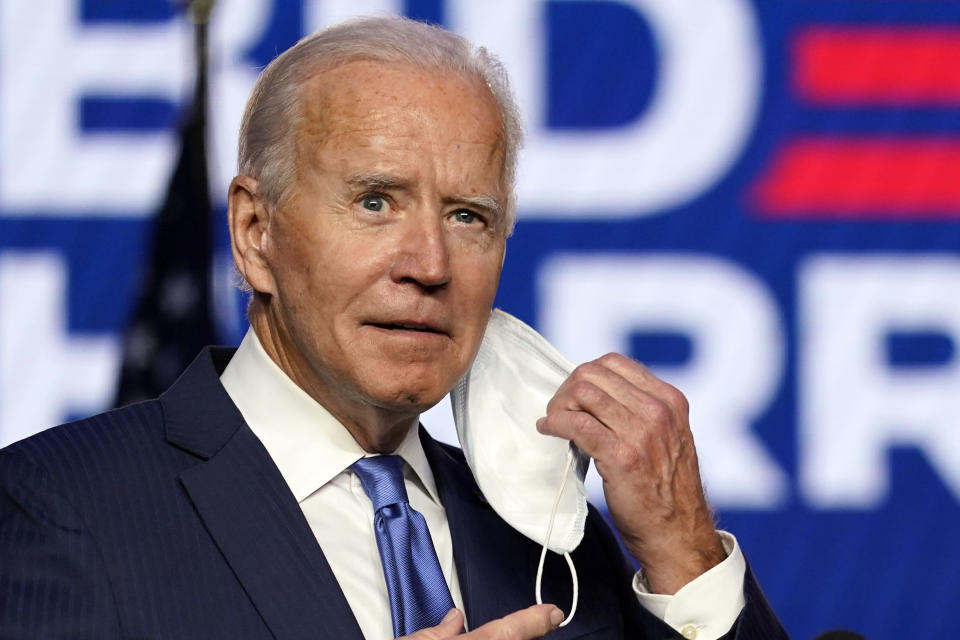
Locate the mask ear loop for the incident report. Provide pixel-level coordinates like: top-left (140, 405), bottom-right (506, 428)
top-left (534, 449), bottom-right (579, 627)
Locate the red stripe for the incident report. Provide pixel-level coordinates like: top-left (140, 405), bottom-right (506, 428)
top-left (794, 27), bottom-right (960, 104)
top-left (749, 138), bottom-right (960, 218)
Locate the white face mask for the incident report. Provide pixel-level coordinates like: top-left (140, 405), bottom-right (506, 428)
top-left (451, 309), bottom-right (590, 626)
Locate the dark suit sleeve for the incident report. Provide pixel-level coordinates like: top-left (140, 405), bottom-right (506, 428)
top-left (721, 564), bottom-right (790, 640)
top-left (0, 448), bottom-right (121, 638)
top-left (586, 505), bottom-right (789, 639)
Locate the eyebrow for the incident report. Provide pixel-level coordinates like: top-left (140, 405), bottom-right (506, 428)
top-left (344, 172), bottom-right (411, 192)
top-left (345, 171), bottom-right (505, 220)
top-left (447, 193), bottom-right (505, 220)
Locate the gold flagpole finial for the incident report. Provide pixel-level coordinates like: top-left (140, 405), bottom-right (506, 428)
top-left (188, 0), bottom-right (214, 24)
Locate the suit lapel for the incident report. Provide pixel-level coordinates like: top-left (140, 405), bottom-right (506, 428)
top-left (421, 429), bottom-right (537, 629)
top-left (422, 428), bottom-right (613, 639)
top-left (165, 349), bottom-right (364, 640)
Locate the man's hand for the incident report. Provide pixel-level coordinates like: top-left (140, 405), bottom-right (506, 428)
top-left (536, 353), bottom-right (726, 595)
top-left (404, 606), bottom-right (564, 639)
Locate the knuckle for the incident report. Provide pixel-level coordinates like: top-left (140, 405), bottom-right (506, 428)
top-left (491, 619), bottom-right (517, 640)
top-left (646, 397), bottom-right (671, 424)
top-left (602, 351), bottom-right (645, 375)
top-left (572, 361), bottom-right (601, 380)
top-left (571, 380), bottom-right (600, 404)
top-left (544, 394), bottom-right (560, 414)
top-left (663, 383), bottom-right (689, 413)
top-left (572, 411), bottom-right (595, 434)
top-left (598, 351), bottom-right (627, 368)
top-left (613, 442), bottom-right (642, 470)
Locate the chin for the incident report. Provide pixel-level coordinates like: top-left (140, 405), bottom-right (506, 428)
top-left (391, 384), bottom-right (450, 411)
top-left (351, 352), bottom-right (467, 412)
top-left (363, 375), bottom-right (454, 414)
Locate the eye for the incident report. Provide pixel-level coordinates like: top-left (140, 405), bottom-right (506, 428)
top-left (361, 195), bottom-right (387, 212)
top-left (452, 209), bottom-right (482, 225)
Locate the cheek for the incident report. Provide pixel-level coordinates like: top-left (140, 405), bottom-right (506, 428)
top-left (473, 248), bottom-right (505, 299)
top-left (272, 222), bottom-right (343, 295)
top-left (454, 250), bottom-right (504, 317)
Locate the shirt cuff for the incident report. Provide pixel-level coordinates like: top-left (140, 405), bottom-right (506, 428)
top-left (632, 531), bottom-right (746, 640)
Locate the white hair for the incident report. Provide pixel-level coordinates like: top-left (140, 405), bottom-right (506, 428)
top-left (237, 16), bottom-right (523, 234)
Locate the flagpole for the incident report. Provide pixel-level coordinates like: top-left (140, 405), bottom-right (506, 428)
top-left (113, 0), bottom-right (218, 407)
top-left (189, 0), bottom-right (213, 117)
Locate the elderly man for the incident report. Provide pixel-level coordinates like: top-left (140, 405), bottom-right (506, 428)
top-left (0, 16), bottom-right (786, 640)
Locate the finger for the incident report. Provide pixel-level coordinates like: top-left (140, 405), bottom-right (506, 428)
top-left (402, 608), bottom-right (464, 639)
top-left (566, 357), bottom-right (690, 429)
top-left (546, 366), bottom-right (629, 415)
top-left (537, 409), bottom-right (620, 461)
top-left (465, 604), bottom-right (564, 639)
top-left (546, 377), bottom-right (630, 429)
top-left (546, 373), bottom-right (674, 443)
top-left (574, 359), bottom-right (659, 412)
top-left (592, 353), bottom-right (689, 417)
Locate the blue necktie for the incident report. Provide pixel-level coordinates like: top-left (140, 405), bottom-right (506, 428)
top-left (350, 455), bottom-right (457, 637)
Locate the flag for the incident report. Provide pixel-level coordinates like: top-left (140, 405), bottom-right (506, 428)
top-left (114, 8), bottom-right (217, 407)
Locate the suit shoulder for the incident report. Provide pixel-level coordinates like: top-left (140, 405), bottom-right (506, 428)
top-left (2, 400), bottom-right (166, 474)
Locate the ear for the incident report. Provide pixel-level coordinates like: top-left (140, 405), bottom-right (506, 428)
top-left (228, 175), bottom-right (277, 296)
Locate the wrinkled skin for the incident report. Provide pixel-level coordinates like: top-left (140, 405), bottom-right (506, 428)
top-left (230, 60), bottom-right (508, 453)
top-left (537, 353), bottom-right (726, 594)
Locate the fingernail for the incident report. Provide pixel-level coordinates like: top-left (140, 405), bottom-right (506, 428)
top-left (550, 608), bottom-right (564, 626)
top-left (442, 608), bottom-right (459, 623)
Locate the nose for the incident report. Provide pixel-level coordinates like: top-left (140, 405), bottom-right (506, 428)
top-left (389, 212), bottom-right (452, 290)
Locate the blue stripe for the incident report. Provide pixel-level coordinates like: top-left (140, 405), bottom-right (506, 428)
top-left (629, 331), bottom-right (694, 367)
top-left (79, 96), bottom-right (179, 133)
top-left (81, 0), bottom-right (176, 23)
top-left (403, 0), bottom-right (445, 26)
top-left (886, 330), bottom-right (955, 367)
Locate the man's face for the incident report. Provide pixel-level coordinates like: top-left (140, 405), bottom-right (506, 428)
top-left (259, 60), bottom-right (507, 421)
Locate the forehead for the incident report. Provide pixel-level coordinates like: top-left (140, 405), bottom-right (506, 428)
top-left (296, 59), bottom-right (505, 162)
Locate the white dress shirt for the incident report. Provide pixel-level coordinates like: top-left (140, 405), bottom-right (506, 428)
top-left (220, 328), bottom-right (746, 639)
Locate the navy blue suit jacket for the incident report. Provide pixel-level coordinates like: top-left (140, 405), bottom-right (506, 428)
top-left (0, 348), bottom-right (787, 638)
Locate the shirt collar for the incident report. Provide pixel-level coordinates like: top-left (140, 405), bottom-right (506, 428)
top-left (219, 327), bottom-right (440, 505)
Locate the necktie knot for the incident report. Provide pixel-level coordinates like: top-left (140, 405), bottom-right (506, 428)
top-left (350, 455), bottom-right (409, 512)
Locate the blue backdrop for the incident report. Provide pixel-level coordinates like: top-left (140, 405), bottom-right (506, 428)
top-left (2, 1), bottom-right (959, 637)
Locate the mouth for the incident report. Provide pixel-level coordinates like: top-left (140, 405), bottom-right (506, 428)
top-left (367, 321), bottom-right (448, 336)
